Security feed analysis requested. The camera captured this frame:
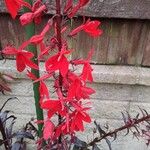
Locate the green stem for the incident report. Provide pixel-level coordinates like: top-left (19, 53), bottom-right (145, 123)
top-left (24, 0), bottom-right (44, 137)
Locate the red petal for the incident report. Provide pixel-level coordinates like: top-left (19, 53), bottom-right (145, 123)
top-left (45, 54), bottom-right (59, 71)
top-left (40, 23), bottom-right (51, 36)
top-left (3, 46), bottom-right (18, 55)
top-left (4, 0), bottom-right (20, 19)
top-left (43, 120), bottom-right (55, 140)
top-left (41, 100), bottom-right (62, 111)
top-left (84, 21), bottom-right (102, 37)
top-left (26, 70), bottom-right (37, 80)
top-left (39, 81), bottom-right (49, 98)
top-left (21, 51), bottom-right (34, 58)
top-left (20, 12), bottom-right (34, 26)
top-left (79, 0), bottom-right (90, 7)
top-left (64, 0), bottom-right (73, 13)
top-left (59, 56), bottom-right (69, 77)
top-left (78, 112), bottom-right (91, 123)
top-left (23, 56), bottom-right (39, 70)
top-left (29, 35), bottom-right (44, 44)
top-left (4, 0), bottom-right (31, 19)
top-left (34, 73), bottom-right (52, 83)
top-left (75, 118), bottom-right (84, 131)
top-left (33, 5), bottom-right (46, 18)
top-left (16, 54), bottom-right (26, 72)
top-left (47, 109), bottom-right (56, 118)
top-left (17, 0), bottom-right (31, 9)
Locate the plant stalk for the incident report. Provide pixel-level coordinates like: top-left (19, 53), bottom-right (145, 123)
top-left (24, 0), bottom-right (44, 137)
top-left (87, 114), bottom-right (150, 147)
top-left (55, 0), bottom-right (63, 143)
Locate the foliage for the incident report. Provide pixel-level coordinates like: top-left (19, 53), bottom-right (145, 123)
top-left (0, 98), bottom-right (35, 150)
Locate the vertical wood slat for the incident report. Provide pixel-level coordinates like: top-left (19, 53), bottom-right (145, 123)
top-left (141, 21), bottom-right (150, 66)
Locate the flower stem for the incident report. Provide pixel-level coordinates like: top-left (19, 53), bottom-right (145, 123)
top-left (55, 0), bottom-right (63, 143)
top-left (87, 114), bottom-right (150, 147)
top-left (24, 0), bottom-right (44, 137)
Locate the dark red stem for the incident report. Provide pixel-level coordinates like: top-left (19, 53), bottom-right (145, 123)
top-left (56, 0), bottom-right (62, 51)
top-left (55, 0), bottom-right (62, 144)
top-left (87, 114), bottom-right (150, 147)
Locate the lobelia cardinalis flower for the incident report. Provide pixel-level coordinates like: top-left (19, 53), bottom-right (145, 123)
top-left (32, 0), bottom-right (44, 24)
top-left (66, 0), bottom-right (90, 18)
top-left (71, 49), bottom-right (94, 82)
top-left (4, 0), bottom-right (31, 19)
top-left (20, 3), bottom-right (46, 26)
top-left (2, 44), bottom-right (38, 72)
top-left (41, 99), bottom-right (63, 118)
top-left (39, 81), bottom-right (49, 101)
top-left (70, 111), bottom-right (91, 131)
top-left (69, 20), bottom-right (102, 37)
top-left (45, 48), bottom-right (72, 77)
top-left (29, 22), bottom-right (51, 44)
top-left (70, 103), bottom-right (91, 132)
top-left (67, 78), bottom-right (95, 100)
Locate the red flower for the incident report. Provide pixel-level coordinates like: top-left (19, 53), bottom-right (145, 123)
top-left (39, 81), bottom-right (49, 100)
top-left (67, 0), bottom-right (90, 18)
top-left (69, 20), bottom-right (102, 37)
top-left (19, 12), bottom-right (34, 26)
top-left (29, 23), bottom-right (51, 44)
top-left (70, 110), bottom-right (91, 132)
top-left (84, 20), bottom-right (103, 37)
top-left (3, 45), bottom-right (38, 72)
top-left (4, 0), bottom-right (31, 19)
top-left (45, 49), bottom-right (71, 77)
top-left (72, 49), bottom-right (94, 82)
top-left (32, 0), bottom-right (44, 24)
top-left (67, 78), bottom-right (95, 100)
top-left (20, 4), bottom-right (46, 26)
top-left (41, 99), bottom-right (63, 118)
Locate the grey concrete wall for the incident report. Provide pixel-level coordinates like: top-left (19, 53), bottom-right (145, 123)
top-left (0, 60), bottom-right (150, 150)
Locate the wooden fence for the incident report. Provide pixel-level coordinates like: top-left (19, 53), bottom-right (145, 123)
top-left (0, 0), bottom-right (150, 66)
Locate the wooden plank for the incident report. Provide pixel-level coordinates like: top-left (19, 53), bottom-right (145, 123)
top-left (0, 0), bottom-right (150, 19)
top-left (107, 20), bottom-right (150, 66)
top-left (0, 14), bottom-right (25, 48)
top-left (141, 21), bottom-right (150, 66)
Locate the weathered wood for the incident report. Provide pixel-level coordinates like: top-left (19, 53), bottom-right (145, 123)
top-left (0, 15), bottom-right (150, 66)
top-left (141, 21), bottom-right (150, 66)
top-left (81, 0), bottom-right (150, 19)
top-left (107, 20), bottom-right (148, 65)
top-left (0, 0), bottom-right (150, 19)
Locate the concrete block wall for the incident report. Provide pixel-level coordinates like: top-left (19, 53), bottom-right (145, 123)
top-left (0, 60), bottom-right (150, 150)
